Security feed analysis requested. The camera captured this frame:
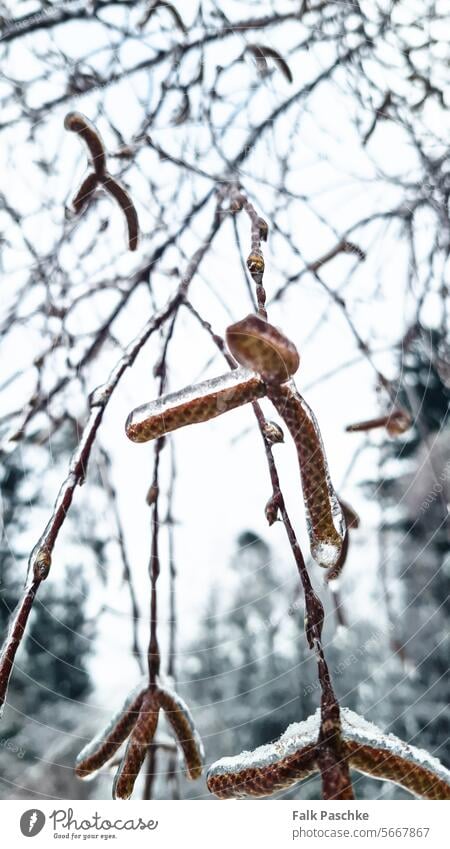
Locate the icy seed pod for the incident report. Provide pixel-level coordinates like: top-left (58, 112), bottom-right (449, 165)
top-left (126, 367), bottom-right (265, 443)
top-left (113, 691), bottom-right (160, 800)
top-left (346, 408), bottom-right (411, 436)
top-left (267, 383), bottom-right (345, 568)
top-left (158, 685), bottom-right (204, 780)
top-left (64, 111), bottom-right (139, 251)
top-left (207, 708), bottom-right (450, 800)
top-left (245, 44), bottom-right (293, 84)
top-left (226, 315), bottom-right (299, 384)
top-left (99, 174), bottom-right (139, 251)
top-left (339, 499), bottom-right (360, 530)
top-left (75, 685), bottom-right (145, 780)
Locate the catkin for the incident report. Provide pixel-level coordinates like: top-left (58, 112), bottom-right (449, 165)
top-left (113, 692), bottom-right (160, 800)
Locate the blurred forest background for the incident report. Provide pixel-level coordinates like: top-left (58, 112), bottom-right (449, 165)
top-left (0, 0), bottom-right (448, 800)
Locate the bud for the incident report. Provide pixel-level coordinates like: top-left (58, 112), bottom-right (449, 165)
top-left (146, 484), bottom-right (159, 506)
top-left (262, 420), bottom-right (284, 444)
top-left (265, 495), bottom-right (279, 526)
top-left (385, 408), bottom-right (412, 436)
top-left (246, 252), bottom-right (265, 275)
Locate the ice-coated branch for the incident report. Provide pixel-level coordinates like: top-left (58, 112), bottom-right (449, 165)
top-left (226, 185), bottom-right (269, 319)
top-left (207, 708), bottom-right (450, 800)
top-left (75, 679), bottom-right (204, 799)
top-left (113, 690), bottom-right (160, 800)
top-left (0, 581), bottom-right (39, 715)
top-left (325, 499), bottom-right (360, 583)
top-left (75, 685), bottom-right (146, 780)
top-left (158, 685), bottom-right (205, 781)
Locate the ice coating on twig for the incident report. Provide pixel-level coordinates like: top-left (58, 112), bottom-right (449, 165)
top-left (126, 367), bottom-right (265, 443)
top-left (342, 709), bottom-right (450, 787)
top-left (207, 708), bottom-right (450, 799)
top-left (75, 681), bottom-right (146, 780)
top-left (158, 681), bottom-right (205, 780)
top-left (294, 389), bottom-right (345, 566)
top-left (209, 710), bottom-right (319, 777)
top-left (268, 381), bottom-right (345, 567)
top-left (225, 316), bottom-right (345, 567)
top-left (226, 314), bottom-right (299, 383)
top-left (113, 691), bottom-right (160, 799)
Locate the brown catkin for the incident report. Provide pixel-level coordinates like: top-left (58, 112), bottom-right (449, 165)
top-left (100, 175), bottom-right (139, 251)
top-left (64, 112), bottom-right (106, 175)
top-left (71, 172), bottom-right (99, 215)
top-left (226, 314), bottom-right (299, 384)
top-left (206, 709), bottom-right (450, 800)
top-left (113, 692), bottom-right (160, 799)
top-left (158, 687), bottom-right (204, 780)
top-left (126, 370), bottom-right (265, 444)
top-left (75, 688), bottom-right (145, 779)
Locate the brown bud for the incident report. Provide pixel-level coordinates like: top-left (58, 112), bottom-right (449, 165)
top-left (113, 691), bottom-right (160, 799)
top-left (385, 408), bottom-right (412, 436)
top-left (262, 420), bottom-right (284, 444)
top-left (265, 495), bottom-right (279, 526)
top-left (246, 252), bottom-right (265, 275)
top-left (146, 484), bottom-right (159, 506)
top-left (32, 547), bottom-right (52, 581)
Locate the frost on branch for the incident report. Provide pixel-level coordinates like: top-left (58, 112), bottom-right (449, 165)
top-left (75, 679), bottom-right (204, 798)
top-left (158, 683), bottom-right (205, 781)
top-left (75, 683), bottom-right (146, 780)
top-left (207, 708), bottom-right (450, 800)
top-left (125, 367), bottom-right (265, 443)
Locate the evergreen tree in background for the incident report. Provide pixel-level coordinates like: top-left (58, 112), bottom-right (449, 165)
top-left (375, 328), bottom-right (449, 763)
top-left (0, 438), bottom-right (94, 747)
top-left (184, 530), bottom-right (323, 799)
